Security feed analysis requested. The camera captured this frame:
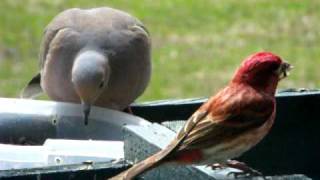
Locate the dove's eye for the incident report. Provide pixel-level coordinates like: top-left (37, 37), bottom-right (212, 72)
top-left (99, 81), bottom-right (104, 88)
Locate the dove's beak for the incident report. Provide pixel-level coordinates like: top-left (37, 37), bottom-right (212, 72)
top-left (82, 102), bottom-right (91, 125)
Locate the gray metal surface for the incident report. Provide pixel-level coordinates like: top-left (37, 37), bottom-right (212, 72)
top-left (0, 160), bottom-right (130, 180)
top-left (0, 98), bottom-right (150, 144)
top-left (0, 139), bottom-right (123, 170)
top-left (0, 98), bottom-right (149, 172)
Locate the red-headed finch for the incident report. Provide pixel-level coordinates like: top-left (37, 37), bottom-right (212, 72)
top-left (111, 52), bottom-right (292, 180)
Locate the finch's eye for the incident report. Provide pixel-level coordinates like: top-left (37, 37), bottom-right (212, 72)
top-left (99, 81), bottom-right (104, 88)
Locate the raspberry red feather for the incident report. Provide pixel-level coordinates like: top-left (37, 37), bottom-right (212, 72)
top-left (111, 52), bottom-right (291, 180)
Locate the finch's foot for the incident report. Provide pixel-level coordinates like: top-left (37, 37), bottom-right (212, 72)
top-left (207, 163), bottom-right (225, 170)
top-left (226, 160), bottom-right (265, 179)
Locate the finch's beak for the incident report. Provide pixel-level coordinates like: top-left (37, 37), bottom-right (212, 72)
top-left (277, 61), bottom-right (293, 80)
top-left (82, 102), bottom-right (91, 125)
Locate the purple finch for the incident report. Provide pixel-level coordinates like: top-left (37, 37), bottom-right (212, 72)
top-left (111, 52), bottom-right (292, 180)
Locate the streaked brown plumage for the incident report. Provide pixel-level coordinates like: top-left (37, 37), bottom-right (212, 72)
top-left (111, 52), bottom-right (292, 180)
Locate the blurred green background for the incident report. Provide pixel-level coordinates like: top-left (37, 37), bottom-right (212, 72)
top-left (0, 0), bottom-right (319, 102)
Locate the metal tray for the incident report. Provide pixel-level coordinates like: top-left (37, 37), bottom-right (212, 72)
top-left (0, 90), bottom-right (319, 179)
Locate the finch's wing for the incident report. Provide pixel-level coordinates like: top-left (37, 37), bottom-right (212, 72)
top-left (176, 87), bottom-right (275, 151)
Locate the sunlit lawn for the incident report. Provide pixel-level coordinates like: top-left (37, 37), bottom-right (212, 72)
top-left (0, 0), bottom-right (319, 102)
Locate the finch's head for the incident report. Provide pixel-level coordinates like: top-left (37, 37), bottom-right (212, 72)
top-left (232, 52), bottom-right (292, 94)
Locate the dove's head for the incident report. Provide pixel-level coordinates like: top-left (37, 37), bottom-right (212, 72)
top-left (232, 52), bottom-right (292, 95)
top-left (72, 50), bottom-right (110, 125)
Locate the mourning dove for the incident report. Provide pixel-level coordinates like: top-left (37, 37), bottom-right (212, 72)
top-left (21, 7), bottom-right (151, 125)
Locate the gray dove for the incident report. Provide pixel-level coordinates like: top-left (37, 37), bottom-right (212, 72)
top-left (21, 7), bottom-right (151, 125)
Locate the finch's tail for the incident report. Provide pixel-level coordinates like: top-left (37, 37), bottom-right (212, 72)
top-left (109, 143), bottom-right (178, 180)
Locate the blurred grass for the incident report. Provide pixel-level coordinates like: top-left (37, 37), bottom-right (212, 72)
top-left (0, 0), bottom-right (319, 101)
